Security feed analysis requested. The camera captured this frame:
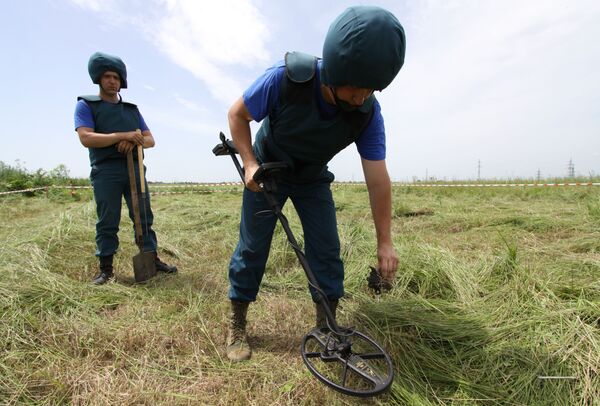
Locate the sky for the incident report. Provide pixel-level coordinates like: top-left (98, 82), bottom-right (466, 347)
top-left (1, 0), bottom-right (599, 182)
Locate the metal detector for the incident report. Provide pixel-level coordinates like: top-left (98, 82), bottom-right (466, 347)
top-left (213, 132), bottom-right (394, 397)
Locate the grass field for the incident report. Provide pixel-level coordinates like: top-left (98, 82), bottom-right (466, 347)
top-left (1, 185), bottom-right (599, 405)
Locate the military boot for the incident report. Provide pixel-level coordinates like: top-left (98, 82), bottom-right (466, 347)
top-left (153, 253), bottom-right (178, 273)
top-left (92, 255), bottom-right (114, 285)
top-left (226, 300), bottom-right (252, 362)
top-left (315, 299), bottom-right (339, 329)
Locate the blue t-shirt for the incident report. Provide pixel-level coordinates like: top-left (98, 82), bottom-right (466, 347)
top-left (242, 59), bottom-right (386, 161)
top-left (74, 99), bottom-right (150, 131)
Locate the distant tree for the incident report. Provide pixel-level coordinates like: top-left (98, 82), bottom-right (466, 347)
top-left (0, 161), bottom-right (85, 192)
top-left (49, 164), bottom-right (70, 184)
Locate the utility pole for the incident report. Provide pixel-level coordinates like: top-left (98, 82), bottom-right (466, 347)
top-left (477, 159), bottom-right (481, 180)
top-left (567, 159), bottom-right (575, 178)
top-left (536, 169), bottom-right (541, 182)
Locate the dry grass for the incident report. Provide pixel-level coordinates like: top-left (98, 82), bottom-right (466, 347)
top-left (1, 185), bottom-right (599, 405)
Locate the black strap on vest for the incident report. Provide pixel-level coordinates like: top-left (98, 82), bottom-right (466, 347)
top-left (77, 94), bottom-right (137, 108)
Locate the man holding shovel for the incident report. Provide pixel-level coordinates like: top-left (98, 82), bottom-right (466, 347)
top-left (225, 6), bottom-right (405, 361)
top-left (74, 51), bottom-right (177, 285)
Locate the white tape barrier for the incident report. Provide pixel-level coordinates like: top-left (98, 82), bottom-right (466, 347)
top-left (399, 182), bottom-right (600, 188)
top-left (0, 184), bottom-right (243, 197)
top-left (0, 186), bottom-right (50, 196)
top-left (2, 182), bottom-right (599, 197)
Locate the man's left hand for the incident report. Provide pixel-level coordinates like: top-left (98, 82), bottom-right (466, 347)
top-left (377, 243), bottom-right (398, 283)
top-left (117, 140), bottom-right (135, 154)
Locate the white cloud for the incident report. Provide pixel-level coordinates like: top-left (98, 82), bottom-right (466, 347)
top-left (68, 0), bottom-right (110, 12)
top-left (149, 0), bottom-right (271, 104)
top-left (144, 84), bottom-right (156, 91)
top-left (67, 0), bottom-right (270, 105)
top-left (174, 94), bottom-right (203, 112)
top-left (157, 1), bottom-right (269, 66)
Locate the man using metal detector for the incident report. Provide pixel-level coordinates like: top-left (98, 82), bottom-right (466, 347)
top-left (74, 51), bottom-right (177, 284)
top-left (224, 6), bottom-right (405, 363)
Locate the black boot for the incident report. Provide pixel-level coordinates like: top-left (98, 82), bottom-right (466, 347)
top-left (154, 253), bottom-right (177, 273)
top-left (92, 255), bottom-right (114, 285)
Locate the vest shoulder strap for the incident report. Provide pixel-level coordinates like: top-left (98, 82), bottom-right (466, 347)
top-left (284, 52), bottom-right (317, 83)
top-left (282, 52), bottom-right (317, 104)
top-left (77, 95), bottom-right (101, 102)
top-left (77, 95), bottom-right (137, 108)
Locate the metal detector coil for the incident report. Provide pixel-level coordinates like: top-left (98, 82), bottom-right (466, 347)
top-left (301, 327), bottom-right (394, 397)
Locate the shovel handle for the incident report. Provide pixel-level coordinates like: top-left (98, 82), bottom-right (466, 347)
top-left (137, 136), bottom-right (145, 194)
top-left (127, 150), bottom-right (143, 249)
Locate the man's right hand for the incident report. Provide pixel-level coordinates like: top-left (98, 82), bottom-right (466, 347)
top-left (122, 130), bottom-right (144, 145)
top-left (77, 127), bottom-right (147, 149)
top-left (116, 140), bottom-right (135, 154)
top-left (244, 162), bottom-right (261, 192)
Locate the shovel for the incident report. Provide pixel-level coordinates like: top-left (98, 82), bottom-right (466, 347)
top-left (127, 144), bottom-right (156, 282)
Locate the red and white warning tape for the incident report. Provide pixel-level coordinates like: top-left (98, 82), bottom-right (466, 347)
top-left (399, 182), bottom-right (600, 188)
top-left (1, 182), bottom-right (598, 197)
top-left (0, 186), bottom-right (50, 196)
top-left (151, 183), bottom-right (242, 188)
top-left (0, 183), bottom-right (243, 197)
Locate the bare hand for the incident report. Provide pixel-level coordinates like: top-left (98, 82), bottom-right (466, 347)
top-left (244, 163), bottom-right (262, 192)
top-left (117, 140), bottom-right (135, 154)
top-left (123, 130), bottom-right (144, 145)
top-left (377, 243), bottom-right (398, 283)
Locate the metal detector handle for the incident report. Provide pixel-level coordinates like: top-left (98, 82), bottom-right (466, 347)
top-left (212, 132), bottom-right (289, 188)
top-left (252, 162), bottom-right (289, 184)
top-left (212, 132), bottom-right (245, 183)
top-left (212, 132), bottom-right (239, 155)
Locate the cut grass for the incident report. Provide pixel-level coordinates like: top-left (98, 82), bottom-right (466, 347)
top-left (1, 185), bottom-right (599, 404)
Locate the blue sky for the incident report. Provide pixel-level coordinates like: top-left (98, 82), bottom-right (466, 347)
top-left (2, 0), bottom-right (599, 182)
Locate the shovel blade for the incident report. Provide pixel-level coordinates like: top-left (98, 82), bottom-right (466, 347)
top-left (133, 251), bottom-right (157, 282)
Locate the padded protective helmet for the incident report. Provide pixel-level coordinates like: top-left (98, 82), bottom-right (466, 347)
top-left (88, 51), bottom-right (128, 89)
top-left (321, 6), bottom-right (405, 91)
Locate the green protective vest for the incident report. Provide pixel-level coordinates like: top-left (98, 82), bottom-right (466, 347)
top-left (253, 52), bottom-right (375, 182)
top-left (77, 95), bottom-right (142, 165)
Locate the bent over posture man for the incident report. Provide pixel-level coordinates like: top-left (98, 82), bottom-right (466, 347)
top-left (225, 6), bottom-right (406, 361)
top-left (74, 51), bottom-right (177, 284)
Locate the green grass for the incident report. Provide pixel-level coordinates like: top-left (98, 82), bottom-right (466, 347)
top-left (1, 185), bottom-right (599, 405)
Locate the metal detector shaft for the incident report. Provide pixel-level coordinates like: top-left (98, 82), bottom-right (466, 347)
top-left (260, 190), bottom-right (343, 334)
